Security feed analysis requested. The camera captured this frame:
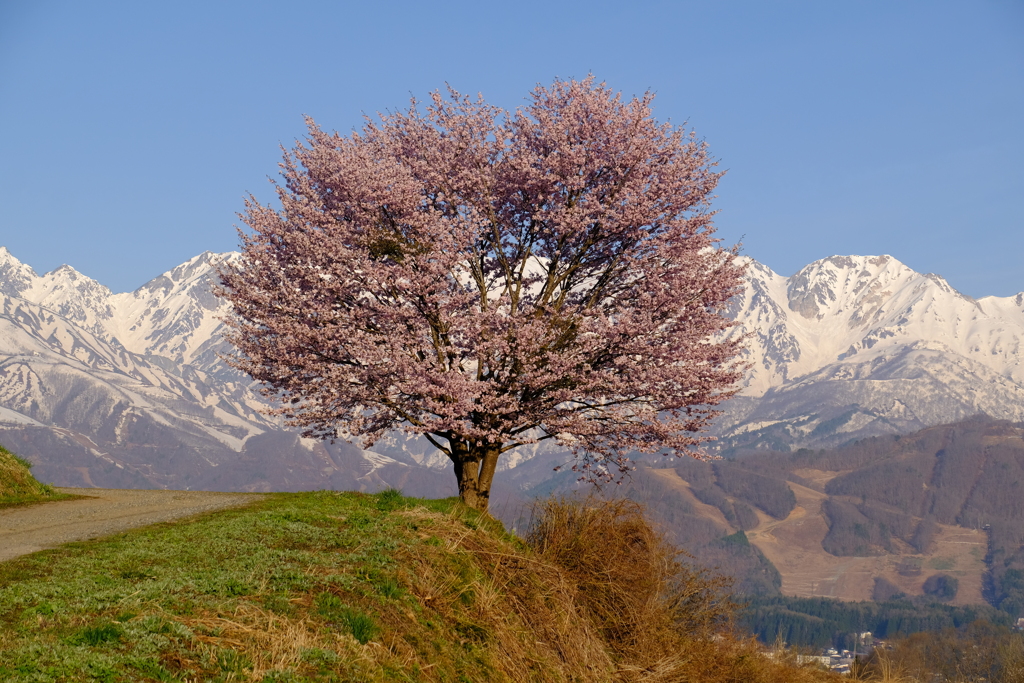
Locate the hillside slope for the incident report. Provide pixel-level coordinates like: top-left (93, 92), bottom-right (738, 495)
top-left (0, 443), bottom-right (63, 505)
top-left (541, 417), bottom-right (1024, 619)
top-left (0, 491), bottom-right (838, 682)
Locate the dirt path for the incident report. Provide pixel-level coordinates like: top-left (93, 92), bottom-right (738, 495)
top-left (0, 488), bottom-right (266, 563)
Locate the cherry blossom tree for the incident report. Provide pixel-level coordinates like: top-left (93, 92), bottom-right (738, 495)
top-left (217, 77), bottom-right (745, 513)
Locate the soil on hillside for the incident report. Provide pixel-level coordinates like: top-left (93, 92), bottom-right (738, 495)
top-left (746, 473), bottom-right (987, 604)
top-left (0, 488), bottom-right (265, 563)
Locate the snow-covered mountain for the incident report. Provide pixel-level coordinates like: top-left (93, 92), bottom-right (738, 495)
top-left (1, 246), bottom-right (1022, 490)
top-left (717, 254), bottom-right (1024, 449)
top-left (0, 247), bottom-right (456, 495)
top-left (0, 248), bottom-right (238, 376)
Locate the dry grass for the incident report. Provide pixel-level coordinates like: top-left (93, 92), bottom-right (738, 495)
top-left (527, 498), bottom-right (729, 659)
top-left (848, 650), bottom-right (916, 682)
top-left (0, 490), bottom-right (846, 681)
top-left (172, 602), bottom-right (373, 679)
top-left (396, 505), bottom-right (617, 681)
top-left (526, 497), bottom-right (842, 683)
top-left (853, 622), bottom-right (1024, 683)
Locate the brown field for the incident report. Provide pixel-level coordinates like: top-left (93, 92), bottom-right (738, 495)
top-left (746, 471), bottom-right (987, 604)
top-left (646, 468), bottom-right (734, 528)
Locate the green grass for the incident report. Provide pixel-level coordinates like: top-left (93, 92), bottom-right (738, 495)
top-left (0, 443), bottom-right (76, 508)
top-left (0, 491), bottom-right (83, 510)
top-left (928, 557), bottom-right (956, 571)
top-left (0, 490), bottom-right (541, 682)
top-left (0, 490), bottom-right (840, 683)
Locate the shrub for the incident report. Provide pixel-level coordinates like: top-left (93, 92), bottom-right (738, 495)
top-left (526, 497), bottom-right (734, 663)
top-left (733, 501), bottom-right (761, 530)
top-left (862, 621), bottom-right (1023, 683)
top-left (713, 462), bottom-right (796, 519)
top-left (911, 516), bottom-right (938, 554)
top-left (526, 498), bottom-right (843, 682)
top-left (922, 574), bottom-right (959, 601)
top-left (872, 577), bottom-right (906, 602)
top-left (821, 499), bottom-right (893, 556)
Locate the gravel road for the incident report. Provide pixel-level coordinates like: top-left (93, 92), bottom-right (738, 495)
top-left (0, 488), bottom-right (266, 563)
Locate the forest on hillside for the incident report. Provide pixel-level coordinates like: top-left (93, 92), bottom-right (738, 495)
top-left (724, 417), bottom-right (1024, 616)
top-left (738, 595), bottom-right (1013, 649)
top-left (582, 416), bottom-right (1024, 642)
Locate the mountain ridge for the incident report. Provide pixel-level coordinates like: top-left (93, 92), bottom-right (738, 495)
top-left (1, 245), bottom-right (1022, 489)
top-left (716, 253), bottom-right (1024, 450)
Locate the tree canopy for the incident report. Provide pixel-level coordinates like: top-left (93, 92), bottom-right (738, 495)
top-left (217, 77), bottom-right (745, 512)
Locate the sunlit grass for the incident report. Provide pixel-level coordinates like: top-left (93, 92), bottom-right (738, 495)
top-left (0, 443), bottom-right (77, 508)
top-left (0, 490), bottom-right (841, 682)
top-left (0, 491), bottom-right (473, 681)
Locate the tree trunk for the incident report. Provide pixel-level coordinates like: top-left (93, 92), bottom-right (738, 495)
top-left (450, 440), bottom-right (501, 515)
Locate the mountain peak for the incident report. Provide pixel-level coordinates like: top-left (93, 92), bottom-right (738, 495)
top-left (0, 245), bottom-right (40, 297)
top-left (785, 255), bottom-right (913, 321)
top-left (36, 262), bottom-right (111, 293)
top-left (46, 263), bottom-right (87, 279)
top-left (722, 252), bottom-right (1024, 449)
top-left (0, 246), bottom-right (29, 270)
top-left (136, 251), bottom-right (236, 294)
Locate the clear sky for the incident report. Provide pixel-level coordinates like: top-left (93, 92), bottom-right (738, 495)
top-left (1, 0), bottom-right (1021, 297)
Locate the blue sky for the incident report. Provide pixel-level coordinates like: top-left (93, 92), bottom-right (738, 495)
top-left (1, 0), bottom-right (1021, 297)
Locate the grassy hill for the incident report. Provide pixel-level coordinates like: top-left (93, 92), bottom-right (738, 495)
top-left (0, 443), bottom-right (69, 507)
top-left (0, 490), bottom-right (840, 682)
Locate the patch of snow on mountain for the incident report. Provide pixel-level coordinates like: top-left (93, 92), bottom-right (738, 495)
top-left (0, 405), bottom-right (44, 426)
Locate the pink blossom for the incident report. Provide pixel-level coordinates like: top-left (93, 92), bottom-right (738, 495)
top-left (217, 77), bottom-right (746, 513)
